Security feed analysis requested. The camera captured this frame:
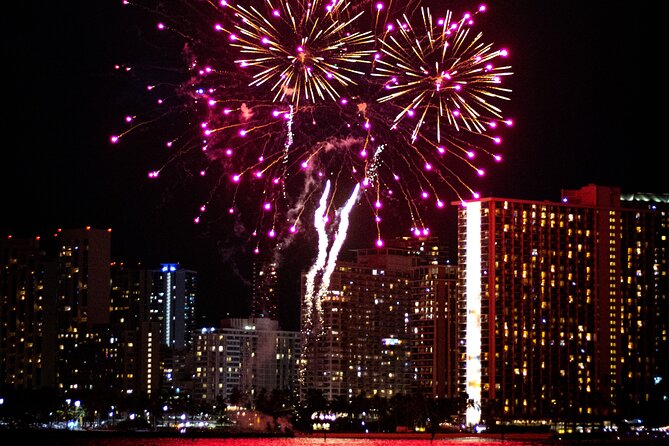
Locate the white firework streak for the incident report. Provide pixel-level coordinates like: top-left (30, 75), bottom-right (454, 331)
top-left (303, 180), bottom-right (331, 333)
top-left (281, 105), bottom-right (294, 200)
top-left (367, 143), bottom-right (386, 186)
top-left (316, 183), bottom-right (361, 306)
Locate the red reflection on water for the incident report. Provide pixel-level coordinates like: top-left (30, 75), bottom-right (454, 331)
top-left (62, 435), bottom-right (544, 446)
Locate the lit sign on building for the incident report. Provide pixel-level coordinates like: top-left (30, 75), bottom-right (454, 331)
top-left (161, 264), bottom-right (177, 272)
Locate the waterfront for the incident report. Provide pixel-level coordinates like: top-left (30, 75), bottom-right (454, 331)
top-left (10, 430), bottom-right (669, 446)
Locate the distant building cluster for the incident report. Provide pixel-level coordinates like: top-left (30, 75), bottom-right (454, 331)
top-left (1, 184), bottom-right (667, 427)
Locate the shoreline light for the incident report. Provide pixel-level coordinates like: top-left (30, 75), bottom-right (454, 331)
top-left (465, 200), bottom-right (482, 428)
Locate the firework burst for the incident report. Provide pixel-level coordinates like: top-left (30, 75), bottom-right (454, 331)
top-left (223, 0), bottom-right (375, 108)
top-left (111, 1), bottom-right (513, 251)
top-left (374, 6), bottom-right (512, 143)
top-left (374, 6), bottom-right (511, 190)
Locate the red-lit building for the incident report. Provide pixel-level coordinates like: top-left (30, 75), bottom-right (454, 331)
top-left (456, 185), bottom-right (668, 425)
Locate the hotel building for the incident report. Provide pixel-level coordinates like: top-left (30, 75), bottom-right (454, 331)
top-left (110, 263), bottom-right (162, 398)
top-left (456, 184), bottom-right (668, 426)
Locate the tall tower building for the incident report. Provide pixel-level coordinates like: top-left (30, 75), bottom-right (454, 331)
top-left (146, 263), bottom-right (197, 401)
top-left (300, 248), bottom-right (414, 401)
top-left (456, 185), bottom-right (668, 427)
top-left (618, 192), bottom-right (669, 417)
top-left (110, 263), bottom-right (161, 399)
top-left (110, 262), bottom-right (150, 331)
top-left (148, 263), bottom-right (197, 350)
top-left (251, 256), bottom-right (279, 320)
top-left (410, 263), bottom-right (459, 399)
top-left (0, 236), bottom-right (57, 390)
top-left (54, 228), bottom-right (113, 394)
top-left (56, 228), bottom-right (111, 330)
top-left (381, 236), bottom-right (459, 398)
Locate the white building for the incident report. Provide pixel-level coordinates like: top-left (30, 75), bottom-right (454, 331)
top-left (194, 318), bottom-right (300, 403)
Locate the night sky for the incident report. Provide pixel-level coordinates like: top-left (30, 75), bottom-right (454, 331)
top-left (1, 1), bottom-right (656, 330)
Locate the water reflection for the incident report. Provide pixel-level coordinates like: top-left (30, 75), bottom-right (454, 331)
top-left (46, 434), bottom-right (546, 446)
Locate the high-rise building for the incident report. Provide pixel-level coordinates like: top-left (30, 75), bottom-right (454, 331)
top-left (251, 257), bottom-right (279, 320)
top-left (456, 185), bottom-right (668, 426)
top-left (110, 262), bottom-right (198, 400)
top-left (1, 228), bottom-right (113, 395)
top-left (56, 228), bottom-right (111, 331)
top-left (193, 317), bottom-right (300, 403)
top-left (377, 236), bottom-right (459, 398)
top-left (110, 262), bottom-right (150, 331)
top-left (148, 263), bottom-right (197, 350)
top-left (1, 230), bottom-right (203, 405)
top-left (0, 237), bottom-right (57, 389)
top-left (143, 263), bottom-right (198, 403)
top-left (300, 238), bottom-right (458, 401)
top-left (110, 263), bottom-right (161, 399)
top-left (54, 228), bottom-right (113, 394)
top-left (410, 263), bottom-right (459, 399)
top-left (300, 249), bottom-right (413, 401)
top-left (618, 192), bottom-right (669, 418)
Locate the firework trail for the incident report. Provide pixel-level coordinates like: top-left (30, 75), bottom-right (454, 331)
top-left (303, 179), bottom-right (331, 334)
top-left (316, 182), bottom-right (360, 304)
top-left (299, 180), bottom-right (360, 392)
top-left (302, 179), bottom-right (359, 335)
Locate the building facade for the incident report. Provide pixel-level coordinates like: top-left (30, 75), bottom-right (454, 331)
top-left (148, 263), bottom-right (197, 350)
top-left (110, 262), bottom-right (198, 401)
top-left (410, 263), bottom-right (459, 399)
top-left (457, 185), bottom-right (668, 426)
top-left (0, 237), bottom-right (57, 390)
top-left (54, 228), bottom-right (113, 395)
top-left (251, 257), bottom-right (279, 320)
top-left (300, 238), bottom-right (459, 401)
top-left (193, 318), bottom-right (300, 403)
top-left (1, 229), bottom-right (202, 407)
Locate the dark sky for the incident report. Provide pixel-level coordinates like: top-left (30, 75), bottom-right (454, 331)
top-left (1, 1), bottom-right (656, 330)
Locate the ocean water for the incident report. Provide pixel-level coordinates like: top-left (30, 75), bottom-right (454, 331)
top-left (50, 439), bottom-right (540, 446)
top-left (17, 432), bottom-right (552, 446)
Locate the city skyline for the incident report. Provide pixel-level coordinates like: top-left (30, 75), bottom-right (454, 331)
top-left (1, 1), bottom-right (658, 328)
top-left (1, 183), bottom-right (666, 431)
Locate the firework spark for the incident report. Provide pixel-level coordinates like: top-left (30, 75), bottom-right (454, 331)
top-left (374, 6), bottom-right (512, 142)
